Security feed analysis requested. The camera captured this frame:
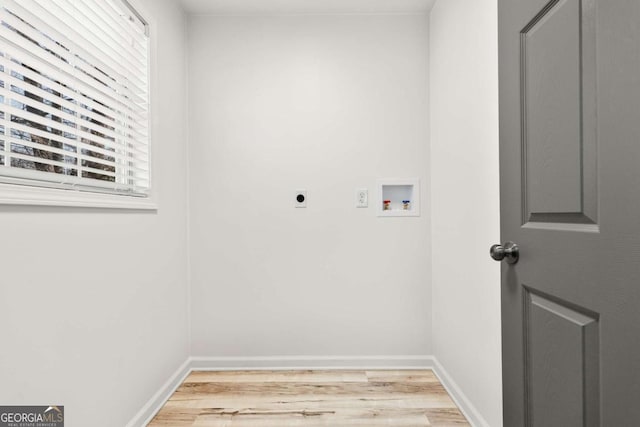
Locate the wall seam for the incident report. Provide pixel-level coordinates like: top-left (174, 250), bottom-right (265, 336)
top-left (184, 5), bottom-right (193, 357)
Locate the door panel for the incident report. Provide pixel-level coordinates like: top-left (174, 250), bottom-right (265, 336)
top-left (499, 0), bottom-right (640, 425)
top-left (523, 0), bottom-right (582, 216)
top-left (521, 0), bottom-right (598, 226)
top-left (525, 290), bottom-right (600, 427)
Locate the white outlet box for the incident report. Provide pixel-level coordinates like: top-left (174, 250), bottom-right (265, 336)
top-left (355, 188), bottom-right (368, 208)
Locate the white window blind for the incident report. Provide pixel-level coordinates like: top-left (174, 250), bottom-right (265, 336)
top-left (0, 0), bottom-right (150, 197)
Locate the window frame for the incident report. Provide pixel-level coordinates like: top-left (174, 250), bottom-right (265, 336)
top-left (0, 0), bottom-right (157, 210)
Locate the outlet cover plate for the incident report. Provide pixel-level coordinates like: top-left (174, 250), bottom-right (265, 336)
top-left (355, 188), bottom-right (368, 208)
top-left (295, 189), bottom-right (307, 208)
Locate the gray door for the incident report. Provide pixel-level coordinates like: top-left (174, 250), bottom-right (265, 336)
top-left (498, 0), bottom-right (640, 425)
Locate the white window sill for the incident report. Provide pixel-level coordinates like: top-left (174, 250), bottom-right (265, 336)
top-left (0, 183), bottom-right (157, 210)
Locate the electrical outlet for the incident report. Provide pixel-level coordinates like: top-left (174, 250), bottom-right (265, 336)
top-left (295, 189), bottom-right (307, 208)
top-left (355, 188), bottom-right (368, 208)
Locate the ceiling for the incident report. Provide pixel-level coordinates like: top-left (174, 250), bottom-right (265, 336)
top-left (181, 0), bottom-right (437, 15)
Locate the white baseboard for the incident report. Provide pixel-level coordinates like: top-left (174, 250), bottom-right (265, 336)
top-left (190, 355), bottom-right (435, 370)
top-left (127, 355), bottom-right (490, 427)
top-left (431, 358), bottom-right (491, 427)
top-left (125, 358), bottom-right (191, 427)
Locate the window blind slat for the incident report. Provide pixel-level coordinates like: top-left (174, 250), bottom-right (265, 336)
top-left (0, 0), bottom-right (150, 196)
top-left (105, 0), bottom-right (146, 36)
top-left (9, 150), bottom-right (78, 170)
top-left (8, 148), bottom-right (149, 182)
top-left (29, 1), bottom-right (148, 95)
top-left (0, 119), bottom-right (150, 165)
top-left (0, 63), bottom-right (148, 139)
top-left (0, 7), bottom-right (147, 102)
top-left (3, 1), bottom-right (149, 105)
top-left (1, 102), bottom-right (149, 158)
top-left (7, 134), bottom-right (78, 159)
top-left (0, 54), bottom-right (148, 131)
top-left (5, 134), bottom-right (150, 175)
top-left (94, 0), bottom-right (147, 54)
top-left (30, 0), bottom-right (147, 72)
top-left (0, 28), bottom-right (148, 124)
top-left (0, 166), bottom-right (149, 193)
top-left (0, 85), bottom-right (147, 152)
top-left (61, 0), bottom-right (146, 57)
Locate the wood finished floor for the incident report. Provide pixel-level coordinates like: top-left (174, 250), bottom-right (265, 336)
top-left (148, 370), bottom-right (470, 426)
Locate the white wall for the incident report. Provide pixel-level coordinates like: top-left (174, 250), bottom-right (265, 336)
top-left (188, 14), bottom-right (432, 359)
top-left (429, 0), bottom-right (502, 426)
top-left (0, 1), bottom-right (189, 426)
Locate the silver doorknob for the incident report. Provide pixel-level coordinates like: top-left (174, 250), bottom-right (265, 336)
top-left (490, 241), bottom-right (519, 264)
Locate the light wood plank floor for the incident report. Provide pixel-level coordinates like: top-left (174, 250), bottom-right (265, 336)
top-left (148, 370), bottom-right (470, 426)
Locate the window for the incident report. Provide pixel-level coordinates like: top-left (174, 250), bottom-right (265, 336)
top-left (0, 0), bottom-right (150, 205)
